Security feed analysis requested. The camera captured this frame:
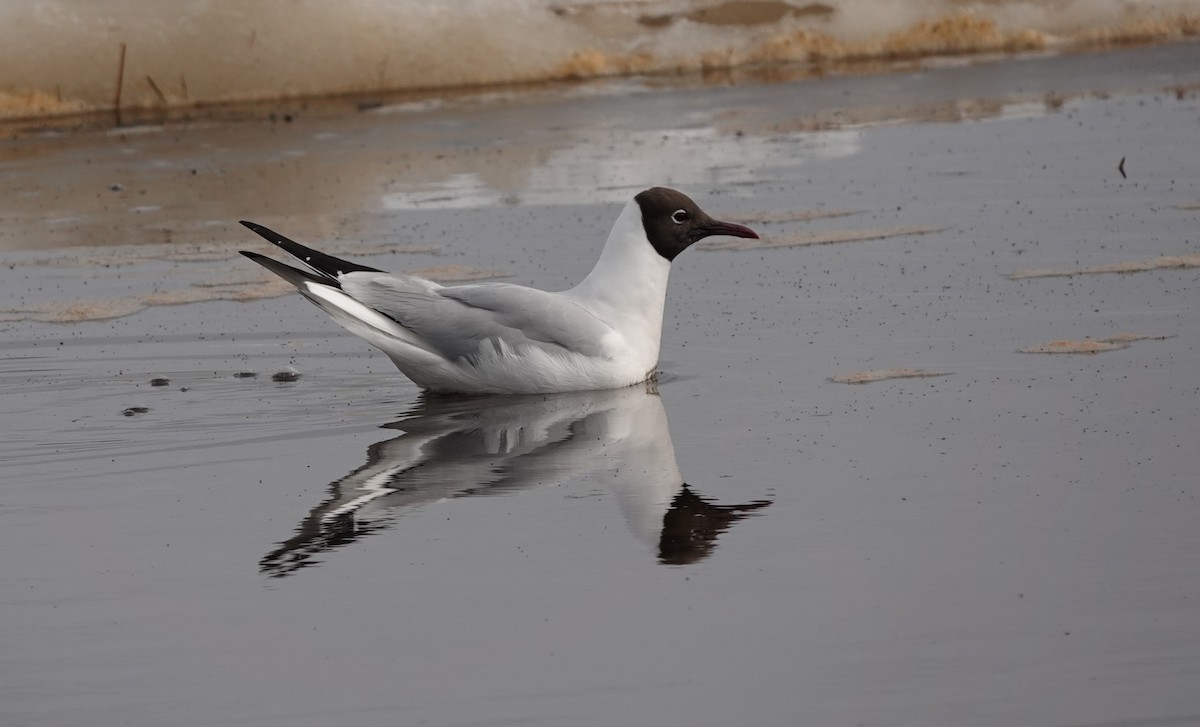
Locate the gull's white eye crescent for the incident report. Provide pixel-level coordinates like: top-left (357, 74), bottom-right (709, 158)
top-left (671, 209), bottom-right (688, 224)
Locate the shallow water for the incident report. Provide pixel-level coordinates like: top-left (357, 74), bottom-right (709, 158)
top-left (3, 44), bottom-right (1200, 727)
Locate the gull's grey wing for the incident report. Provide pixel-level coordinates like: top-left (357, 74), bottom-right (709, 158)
top-left (339, 274), bottom-right (613, 360)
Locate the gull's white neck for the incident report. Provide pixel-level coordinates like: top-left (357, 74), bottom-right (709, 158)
top-left (564, 199), bottom-right (672, 363)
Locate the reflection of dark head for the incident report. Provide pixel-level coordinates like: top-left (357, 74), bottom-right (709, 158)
top-left (658, 485), bottom-right (772, 565)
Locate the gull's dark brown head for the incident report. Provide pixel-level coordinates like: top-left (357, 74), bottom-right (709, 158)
top-left (635, 187), bottom-right (759, 261)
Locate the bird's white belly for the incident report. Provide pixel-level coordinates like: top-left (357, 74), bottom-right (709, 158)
top-left (392, 335), bottom-right (652, 395)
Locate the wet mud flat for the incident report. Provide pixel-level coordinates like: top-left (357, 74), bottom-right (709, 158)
top-left (3, 44), bottom-right (1200, 727)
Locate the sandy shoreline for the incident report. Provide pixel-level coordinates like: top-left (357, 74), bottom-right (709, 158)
top-left (2, 42), bottom-right (1199, 727)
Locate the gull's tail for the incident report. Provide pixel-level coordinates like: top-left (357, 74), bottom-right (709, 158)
top-left (238, 223), bottom-right (446, 366)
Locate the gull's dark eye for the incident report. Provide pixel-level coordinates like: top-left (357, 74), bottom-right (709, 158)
top-left (671, 209), bottom-right (689, 224)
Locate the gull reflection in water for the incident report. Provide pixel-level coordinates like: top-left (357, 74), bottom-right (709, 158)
top-left (261, 382), bottom-right (771, 577)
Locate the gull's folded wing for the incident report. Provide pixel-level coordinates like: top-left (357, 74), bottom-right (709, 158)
top-left (340, 275), bottom-right (614, 360)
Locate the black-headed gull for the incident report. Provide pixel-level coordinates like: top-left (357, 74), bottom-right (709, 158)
top-left (240, 187), bottom-right (758, 394)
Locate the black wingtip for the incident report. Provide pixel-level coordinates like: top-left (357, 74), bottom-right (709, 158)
top-left (239, 220), bottom-right (289, 246)
top-left (239, 248), bottom-right (331, 288)
top-left (237, 220), bottom-right (384, 279)
top-left (239, 250), bottom-right (278, 266)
